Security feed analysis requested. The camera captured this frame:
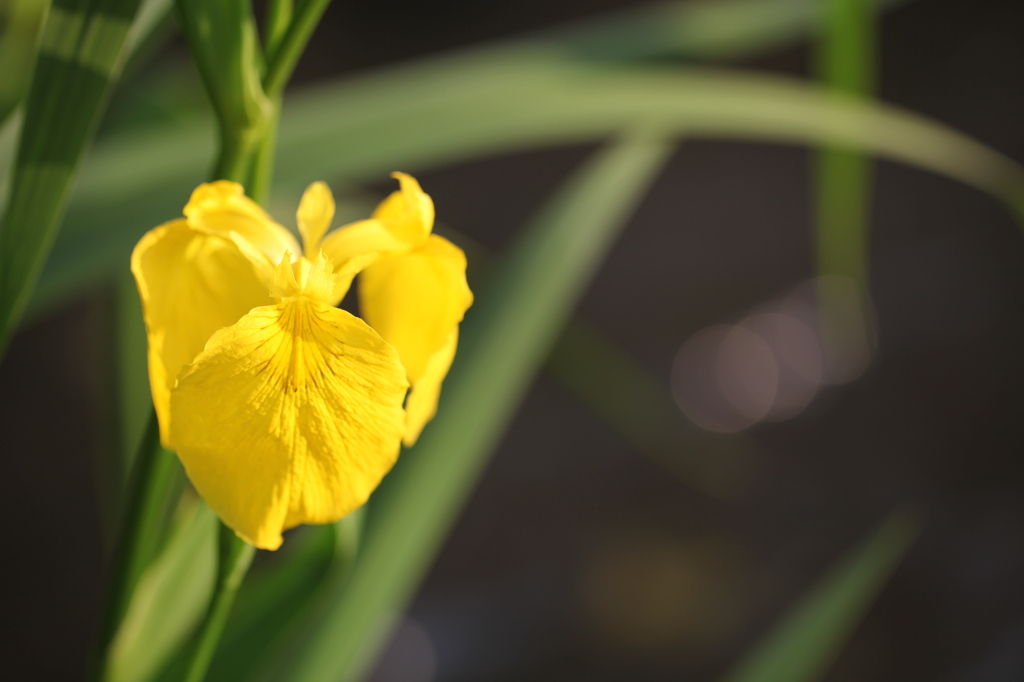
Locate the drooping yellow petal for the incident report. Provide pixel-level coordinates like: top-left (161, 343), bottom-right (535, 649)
top-left (184, 181), bottom-right (300, 264)
top-left (359, 234), bottom-right (473, 381)
top-left (168, 300), bottom-right (408, 550)
top-left (297, 181), bottom-right (335, 254)
top-left (131, 219), bottom-right (273, 445)
top-left (403, 329), bottom-right (458, 446)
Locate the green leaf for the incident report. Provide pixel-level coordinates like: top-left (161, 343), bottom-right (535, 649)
top-left (721, 510), bottom-right (920, 682)
top-left (0, 109), bottom-right (20, 209)
top-left (219, 511), bottom-right (365, 682)
top-left (26, 61), bottom-right (1024, 326)
top-left (115, 267), bottom-right (150, 475)
top-left (551, 0), bottom-right (908, 63)
top-left (204, 524), bottom-right (336, 682)
top-left (270, 62), bottom-right (1024, 205)
top-left (105, 498), bottom-right (217, 682)
top-left (286, 129), bottom-right (674, 682)
top-left (0, 0), bottom-right (144, 359)
top-left (0, 0), bottom-right (50, 127)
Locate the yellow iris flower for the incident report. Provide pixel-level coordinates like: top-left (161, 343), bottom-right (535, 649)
top-left (131, 174), bottom-right (472, 550)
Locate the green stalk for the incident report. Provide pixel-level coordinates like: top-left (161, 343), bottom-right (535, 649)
top-left (249, 0), bottom-right (331, 199)
top-left (816, 0), bottom-right (874, 284)
top-left (247, 98), bottom-right (281, 204)
top-left (213, 128), bottom-right (261, 185)
top-left (248, 0), bottom-right (291, 201)
top-left (182, 526), bottom-right (256, 682)
top-left (94, 412), bottom-right (180, 681)
top-left (814, 0), bottom-right (876, 381)
top-left (263, 0), bottom-right (294, 59)
top-left (262, 0), bottom-right (333, 98)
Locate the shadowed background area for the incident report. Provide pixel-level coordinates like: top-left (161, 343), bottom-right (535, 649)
top-left (2, 0), bottom-right (1024, 680)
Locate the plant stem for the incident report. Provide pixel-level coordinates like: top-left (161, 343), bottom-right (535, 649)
top-left (248, 99), bottom-right (281, 205)
top-left (814, 0), bottom-right (876, 383)
top-left (815, 0), bottom-right (875, 288)
top-left (93, 411), bottom-right (181, 680)
top-left (182, 525), bottom-right (256, 682)
top-left (262, 0), bottom-right (333, 98)
top-left (214, 127), bottom-right (259, 185)
top-left (264, 0), bottom-right (294, 58)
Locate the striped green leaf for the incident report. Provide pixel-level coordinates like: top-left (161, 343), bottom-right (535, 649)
top-left (0, 0), bottom-right (143, 358)
top-left (0, 0), bottom-right (50, 127)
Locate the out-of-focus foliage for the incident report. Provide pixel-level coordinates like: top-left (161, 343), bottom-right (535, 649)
top-left (722, 511), bottom-right (919, 682)
top-left (0, 0), bottom-right (143, 357)
top-left (107, 499), bottom-right (216, 682)
top-left (0, 0), bottom-right (49, 127)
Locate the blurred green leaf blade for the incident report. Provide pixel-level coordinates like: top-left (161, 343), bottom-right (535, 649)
top-left (0, 0), bottom-right (50, 127)
top-left (553, 0), bottom-right (907, 62)
top-left (106, 498), bottom-right (217, 682)
top-left (0, 0), bottom-right (144, 358)
top-left (721, 510), bottom-right (920, 682)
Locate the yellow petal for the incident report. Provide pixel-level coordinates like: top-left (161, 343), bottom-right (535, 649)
top-left (131, 220), bottom-right (273, 445)
top-left (168, 300), bottom-right (408, 550)
top-left (372, 172), bottom-right (434, 245)
top-left (228, 231), bottom-right (277, 288)
top-left (297, 181), bottom-right (335, 255)
top-left (184, 181), bottom-right (300, 264)
top-left (403, 329), bottom-right (458, 446)
top-left (319, 218), bottom-right (410, 265)
top-left (359, 234), bottom-right (473, 382)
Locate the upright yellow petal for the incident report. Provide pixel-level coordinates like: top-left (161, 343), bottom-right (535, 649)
top-left (403, 329), bottom-right (458, 446)
top-left (168, 300), bottom-right (408, 550)
top-left (184, 181), bottom-right (300, 264)
top-left (359, 234), bottom-right (473, 381)
top-left (131, 220), bottom-right (273, 445)
top-left (371, 172), bottom-right (433, 245)
top-left (297, 182), bottom-right (335, 255)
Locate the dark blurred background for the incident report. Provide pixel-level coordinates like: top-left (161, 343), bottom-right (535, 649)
top-left (3, 0), bottom-right (1024, 680)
